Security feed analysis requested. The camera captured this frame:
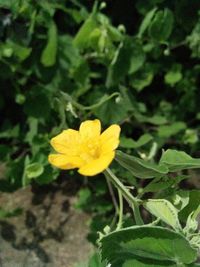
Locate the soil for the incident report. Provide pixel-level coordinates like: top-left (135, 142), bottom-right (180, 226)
top-left (0, 170), bottom-right (93, 267)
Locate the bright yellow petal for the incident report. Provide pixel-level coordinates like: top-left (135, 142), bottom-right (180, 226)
top-left (78, 151), bottom-right (115, 176)
top-left (50, 129), bottom-right (79, 155)
top-left (79, 119), bottom-right (101, 139)
top-left (48, 154), bottom-right (84, 170)
top-left (100, 125), bottom-right (121, 153)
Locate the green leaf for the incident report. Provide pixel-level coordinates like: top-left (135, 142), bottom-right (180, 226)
top-left (157, 122), bottom-right (186, 138)
top-left (149, 8), bottom-right (174, 42)
top-left (106, 37), bottom-right (145, 87)
top-left (183, 129), bottom-right (198, 145)
top-left (41, 21), bottom-right (58, 67)
top-left (169, 191), bottom-right (190, 211)
top-left (160, 149), bottom-right (200, 172)
top-left (141, 179), bottom-right (174, 194)
top-left (128, 42), bottom-right (146, 74)
top-left (120, 134), bottom-right (153, 149)
top-left (0, 207), bottom-right (22, 218)
top-left (144, 199), bottom-right (181, 230)
top-left (179, 190), bottom-right (200, 222)
top-left (184, 213), bottom-right (198, 237)
top-left (130, 64), bottom-right (154, 91)
top-left (142, 115), bottom-right (168, 125)
top-left (95, 95), bottom-right (129, 124)
top-left (116, 150), bottom-right (168, 179)
top-left (25, 163), bottom-right (44, 179)
top-left (73, 14), bottom-right (98, 49)
top-left (0, 124), bottom-right (20, 138)
top-left (0, 0), bottom-right (15, 8)
top-left (13, 46), bottom-right (31, 62)
top-left (23, 86), bottom-right (51, 119)
top-left (35, 165), bottom-right (58, 185)
top-left (100, 226), bottom-right (197, 266)
top-left (88, 253), bottom-right (106, 267)
top-left (187, 21), bottom-right (200, 58)
top-left (122, 259), bottom-right (177, 267)
top-left (164, 64), bottom-right (182, 86)
top-left (75, 188), bottom-right (92, 210)
top-left (5, 41), bottom-right (32, 62)
top-left (25, 117), bottom-right (38, 145)
top-left (138, 7), bottom-right (157, 37)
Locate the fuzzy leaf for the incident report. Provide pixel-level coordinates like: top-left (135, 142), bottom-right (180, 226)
top-left (160, 149), bottom-right (200, 171)
top-left (144, 199), bottom-right (181, 230)
top-left (100, 226), bottom-right (197, 266)
top-left (116, 150), bottom-right (168, 179)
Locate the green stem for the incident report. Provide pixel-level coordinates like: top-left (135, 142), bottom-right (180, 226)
top-left (132, 202), bottom-right (143, 225)
top-left (104, 168), bottom-right (144, 225)
top-left (116, 189), bottom-right (123, 230)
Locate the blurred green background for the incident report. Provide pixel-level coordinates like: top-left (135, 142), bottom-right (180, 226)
top-left (1, 0), bottom-right (200, 189)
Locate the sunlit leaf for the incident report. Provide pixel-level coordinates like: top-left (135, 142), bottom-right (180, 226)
top-left (144, 199), bottom-right (181, 230)
top-left (160, 149), bottom-right (200, 171)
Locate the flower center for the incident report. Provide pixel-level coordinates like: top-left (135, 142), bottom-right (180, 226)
top-left (79, 139), bottom-right (101, 163)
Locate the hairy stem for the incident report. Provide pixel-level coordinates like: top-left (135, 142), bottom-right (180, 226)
top-left (104, 168), bottom-right (143, 225)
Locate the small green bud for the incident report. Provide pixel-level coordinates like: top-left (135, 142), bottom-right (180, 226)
top-left (118, 24), bottom-right (126, 33)
top-left (100, 2), bottom-right (106, 10)
top-left (164, 48), bottom-right (170, 56)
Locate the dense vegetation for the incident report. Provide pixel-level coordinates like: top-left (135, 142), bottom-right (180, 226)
top-left (1, 0), bottom-right (200, 266)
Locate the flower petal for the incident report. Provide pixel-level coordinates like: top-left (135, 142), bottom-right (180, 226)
top-left (79, 119), bottom-right (101, 139)
top-left (78, 151), bottom-right (115, 176)
top-left (100, 125), bottom-right (121, 153)
top-left (50, 129), bottom-right (79, 155)
top-left (48, 154), bottom-right (84, 170)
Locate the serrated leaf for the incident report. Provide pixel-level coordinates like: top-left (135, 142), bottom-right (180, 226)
top-left (160, 149), bottom-right (200, 171)
top-left (41, 22), bottom-right (57, 67)
top-left (116, 150), bottom-right (168, 179)
top-left (144, 199), bottom-right (181, 230)
top-left (100, 226), bottom-right (197, 266)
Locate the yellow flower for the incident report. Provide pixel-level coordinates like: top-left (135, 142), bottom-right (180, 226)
top-left (48, 119), bottom-right (121, 176)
